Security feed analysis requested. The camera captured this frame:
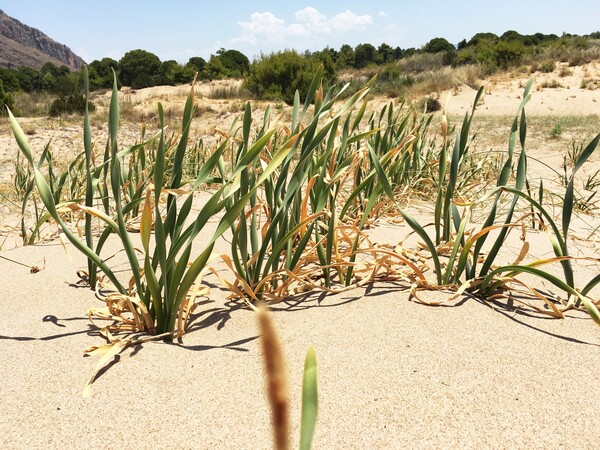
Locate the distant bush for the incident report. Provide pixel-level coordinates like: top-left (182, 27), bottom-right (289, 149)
top-left (540, 60), bottom-right (556, 73)
top-left (490, 41), bottom-right (526, 69)
top-left (558, 65), bottom-right (572, 77)
top-left (458, 39), bottom-right (526, 72)
top-left (49, 94), bottom-right (95, 116)
top-left (244, 50), bottom-right (336, 104)
top-left (540, 79), bottom-right (563, 89)
top-left (416, 96), bottom-right (442, 113)
top-left (0, 79), bottom-right (15, 115)
top-left (378, 63), bottom-right (403, 82)
top-left (549, 123), bottom-right (563, 139)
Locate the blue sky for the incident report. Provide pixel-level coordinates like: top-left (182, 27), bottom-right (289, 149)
top-left (1, 1), bottom-right (599, 63)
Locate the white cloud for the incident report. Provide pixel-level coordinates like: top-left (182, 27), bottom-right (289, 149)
top-left (330, 10), bottom-right (373, 32)
top-left (294, 7), bottom-right (328, 34)
top-left (234, 7), bottom-right (373, 47)
top-left (237, 12), bottom-right (286, 45)
top-left (378, 11), bottom-right (389, 17)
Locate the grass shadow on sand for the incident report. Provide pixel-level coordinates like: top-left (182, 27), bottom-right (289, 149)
top-left (472, 295), bottom-right (599, 347)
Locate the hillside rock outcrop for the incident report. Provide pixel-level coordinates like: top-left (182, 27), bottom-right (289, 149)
top-left (0, 9), bottom-right (85, 70)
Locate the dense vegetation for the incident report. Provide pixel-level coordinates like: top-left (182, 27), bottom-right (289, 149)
top-left (1, 30), bottom-right (600, 114)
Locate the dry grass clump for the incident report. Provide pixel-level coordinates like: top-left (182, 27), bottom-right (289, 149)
top-left (545, 39), bottom-right (600, 66)
top-left (540, 79), bottom-right (564, 89)
top-left (580, 78), bottom-right (600, 90)
top-left (454, 64), bottom-right (485, 89)
top-left (206, 84), bottom-right (248, 99)
top-left (398, 52), bottom-right (448, 74)
top-left (11, 91), bottom-right (55, 117)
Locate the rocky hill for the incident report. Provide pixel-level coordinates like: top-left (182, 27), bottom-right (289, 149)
top-left (0, 9), bottom-right (85, 70)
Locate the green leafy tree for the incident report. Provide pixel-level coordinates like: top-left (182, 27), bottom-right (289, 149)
top-left (119, 49), bottom-right (161, 88)
top-left (391, 46), bottom-right (407, 60)
top-left (41, 62), bottom-right (69, 79)
top-left (17, 66), bottom-right (42, 92)
top-left (201, 54), bottom-right (228, 80)
top-left (423, 37), bottom-right (455, 53)
top-left (217, 48), bottom-right (250, 77)
top-left (311, 50), bottom-right (337, 84)
top-left (320, 46), bottom-right (338, 64)
top-left (466, 33), bottom-right (498, 47)
top-left (41, 71), bottom-right (56, 91)
top-left (500, 30), bottom-right (525, 43)
top-left (336, 44), bottom-right (355, 69)
top-left (89, 58), bottom-right (119, 90)
top-left (158, 60), bottom-right (193, 85)
top-left (186, 56), bottom-right (207, 73)
top-left (0, 68), bottom-right (20, 92)
top-left (38, 62), bottom-right (73, 94)
top-left (158, 60), bottom-right (178, 85)
top-left (377, 43), bottom-right (393, 63)
top-left (354, 43), bottom-right (377, 68)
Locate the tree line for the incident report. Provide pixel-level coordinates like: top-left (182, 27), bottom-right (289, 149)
top-left (1, 29), bottom-right (599, 114)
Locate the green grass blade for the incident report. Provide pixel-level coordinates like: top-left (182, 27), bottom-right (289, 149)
top-left (170, 83), bottom-right (195, 189)
top-left (582, 273), bottom-right (600, 297)
top-left (399, 208), bottom-right (442, 285)
top-left (478, 149), bottom-right (527, 277)
top-left (109, 69), bottom-right (119, 144)
top-left (299, 346), bottom-right (318, 450)
top-left (7, 108), bottom-right (34, 166)
top-left (243, 102), bottom-right (252, 148)
top-left (563, 133), bottom-right (600, 237)
top-left (444, 215), bottom-right (468, 285)
top-left (479, 265), bottom-right (600, 327)
top-left (83, 65), bottom-right (94, 276)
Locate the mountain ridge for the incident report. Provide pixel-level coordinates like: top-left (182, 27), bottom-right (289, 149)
top-left (0, 9), bottom-right (85, 70)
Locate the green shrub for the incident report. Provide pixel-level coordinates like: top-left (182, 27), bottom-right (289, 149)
top-left (539, 60), bottom-right (556, 73)
top-left (0, 80), bottom-right (14, 115)
top-left (550, 123), bottom-right (563, 139)
top-left (491, 41), bottom-right (526, 69)
top-left (49, 94), bottom-right (95, 116)
top-left (244, 50), bottom-right (335, 104)
top-left (378, 63), bottom-right (403, 82)
top-left (416, 96), bottom-right (441, 113)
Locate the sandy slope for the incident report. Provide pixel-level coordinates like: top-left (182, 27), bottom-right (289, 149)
top-left (443, 63), bottom-right (600, 116)
top-left (0, 216), bottom-right (599, 448)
